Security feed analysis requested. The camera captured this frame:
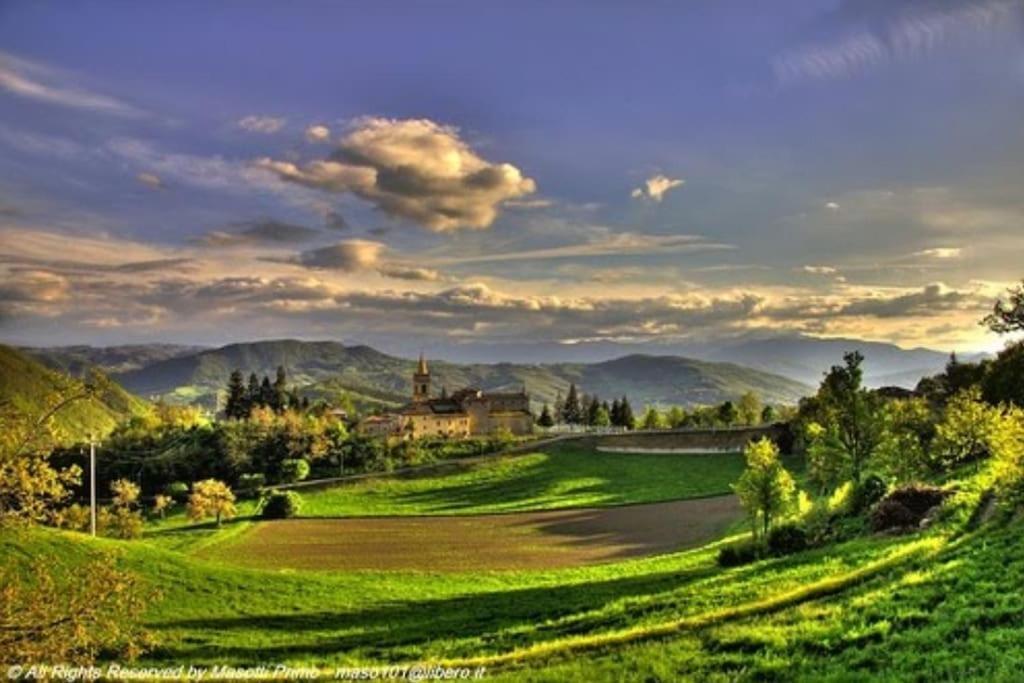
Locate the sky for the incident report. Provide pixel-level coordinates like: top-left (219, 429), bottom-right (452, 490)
top-left (1, 0), bottom-right (1022, 358)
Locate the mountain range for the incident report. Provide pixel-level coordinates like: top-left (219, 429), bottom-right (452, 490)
top-left (24, 339), bottom-right (813, 412)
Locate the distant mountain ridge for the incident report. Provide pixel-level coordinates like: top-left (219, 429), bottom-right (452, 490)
top-left (26, 339), bottom-right (813, 411)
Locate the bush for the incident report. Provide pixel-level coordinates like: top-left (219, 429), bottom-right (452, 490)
top-left (717, 541), bottom-right (760, 567)
top-left (237, 473), bottom-right (266, 496)
top-left (852, 474), bottom-right (888, 512)
top-left (57, 503), bottom-right (91, 532)
top-left (165, 481), bottom-right (189, 503)
top-left (767, 523), bottom-right (809, 556)
top-left (261, 491), bottom-right (303, 519)
top-left (278, 459), bottom-right (310, 483)
top-left (870, 485), bottom-right (948, 532)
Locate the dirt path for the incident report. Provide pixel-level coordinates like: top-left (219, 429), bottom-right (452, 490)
top-left (199, 495), bottom-right (742, 572)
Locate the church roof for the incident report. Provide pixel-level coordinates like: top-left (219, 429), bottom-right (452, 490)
top-left (417, 352), bottom-right (429, 375)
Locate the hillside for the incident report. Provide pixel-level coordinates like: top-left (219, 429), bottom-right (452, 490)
top-left (94, 339), bottom-right (811, 410)
top-left (24, 343), bottom-right (204, 375)
top-left (0, 345), bottom-right (150, 444)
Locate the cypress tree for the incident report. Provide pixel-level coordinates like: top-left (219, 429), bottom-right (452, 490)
top-left (563, 383), bottom-right (582, 424)
top-left (246, 372), bottom-right (261, 414)
top-left (537, 403), bottom-right (554, 427)
top-left (619, 395), bottom-right (635, 430)
top-left (272, 365), bottom-right (288, 413)
top-left (225, 370), bottom-right (247, 419)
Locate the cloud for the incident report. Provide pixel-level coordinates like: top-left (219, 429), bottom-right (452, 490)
top-left (774, 0), bottom-right (1024, 84)
top-left (256, 117), bottom-right (537, 231)
top-left (504, 198), bottom-right (554, 209)
top-left (237, 115), bottom-right (286, 134)
top-left (195, 219), bottom-right (322, 247)
top-left (434, 232), bottom-right (731, 266)
top-left (631, 174), bottom-right (684, 202)
top-left (136, 172), bottom-right (164, 190)
top-left (376, 264), bottom-right (442, 281)
top-left (294, 239), bottom-right (385, 271)
top-left (834, 283), bottom-right (977, 318)
top-left (825, 201), bottom-right (840, 210)
top-left (913, 247), bottom-right (962, 259)
top-left (305, 124), bottom-right (331, 143)
top-left (803, 265), bottom-right (839, 275)
top-left (0, 50), bottom-right (143, 117)
top-left (0, 269), bottom-right (69, 303)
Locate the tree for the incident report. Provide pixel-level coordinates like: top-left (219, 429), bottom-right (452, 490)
top-left (553, 391), bottom-right (565, 425)
top-left (610, 398), bottom-right (622, 426)
top-left (737, 391), bottom-right (762, 426)
top-left (761, 404), bottom-right (777, 424)
top-left (259, 375), bottom-right (274, 409)
top-left (224, 370), bottom-right (247, 420)
top-left (279, 458), bottom-right (310, 483)
top-left (110, 478), bottom-right (140, 509)
top-left (666, 405), bottom-right (686, 429)
top-left (585, 395), bottom-right (601, 426)
top-left (733, 437), bottom-right (795, 543)
top-left (875, 398), bottom-right (934, 483)
top-left (618, 396), bottom-right (635, 430)
top-left (983, 279), bottom-right (1024, 334)
top-left (537, 404), bottom-right (555, 428)
top-left (593, 404), bottom-right (612, 427)
top-left (933, 387), bottom-right (1000, 471)
top-left (272, 365), bottom-right (288, 413)
top-left (641, 406), bottom-right (664, 430)
top-left (562, 384), bottom-right (582, 425)
top-left (982, 341), bottom-right (1024, 407)
top-left (717, 401), bottom-right (738, 427)
top-left (151, 494), bottom-right (172, 519)
top-left (246, 372), bottom-right (261, 414)
top-left (186, 479), bottom-right (237, 527)
top-left (809, 351), bottom-right (883, 487)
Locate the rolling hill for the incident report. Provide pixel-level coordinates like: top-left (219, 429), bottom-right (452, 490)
top-left (0, 345), bottom-right (151, 444)
top-left (24, 343), bottom-right (204, 375)
top-left (87, 339), bottom-right (811, 410)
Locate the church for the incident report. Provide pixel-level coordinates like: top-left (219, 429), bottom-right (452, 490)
top-left (358, 355), bottom-right (534, 439)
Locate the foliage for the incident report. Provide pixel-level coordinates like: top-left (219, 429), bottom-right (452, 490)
top-left (851, 473), bottom-right (888, 513)
top-left (716, 400), bottom-right (738, 426)
top-left (57, 503), bottom-right (91, 532)
top-left (766, 522), bottom-right (808, 556)
top-left (165, 481), bottom-right (189, 503)
top-left (237, 472), bottom-right (267, 495)
top-left (278, 458), bottom-right (310, 483)
top-left (982, 341), bottom-right (1024, 407)
top-left (716, 540), bottom-right (759, 567)
top-left (260, 490), bottom-right (303, 519)
top-left (537, 403), bottom-right (554, 427)
top-left (561, 383), bottom-right (582, 424)
top-left (983, 279), bottom-right (1024, 334)
top-left (875, 398), bottom-right (935, 483)
top-left (870, 485), bottom-right (948, 532)
top-left (186, 479), bottom-right (236, 527)
top-left (151, 494), bottom-right (172, 519)
top-left (733, 437), bottom-right (796, 542)
top-left (0, 535), bottom-right (155, 665)
top-left (988, 405), bottom-right (1024, 511)
top-left (640, 406), bottom-right (665, 430)
top-left (103, 506), bottom-right (144, 539)
top-left (111, 478), bottom-right (141, 508)
top-left (737, 391), bottom-right (762, 426)
top-left (933, 387), bottom-right (1000, 470)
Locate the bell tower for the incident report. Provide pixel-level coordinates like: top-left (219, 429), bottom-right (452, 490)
top-left (413, 353), bottom-right (431, 402)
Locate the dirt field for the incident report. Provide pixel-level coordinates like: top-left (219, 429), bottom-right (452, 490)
top-left (198, 495), bottom-right (742, 571)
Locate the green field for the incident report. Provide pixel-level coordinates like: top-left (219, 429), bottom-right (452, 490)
top-left (6, 442), bottom-right (1022, 681)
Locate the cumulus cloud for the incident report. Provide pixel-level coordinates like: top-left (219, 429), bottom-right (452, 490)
top-left (0, 50), bottom-right (143, 117)
top-left (237, 115), bottom-right (286, 134)
top-left (294, 239), bottom-right (385, 271)
top-left (305, 124), bottom-right (331, 143)
top-left (195, 219), bottom-right (322, 247)
top-left (256, 117), bottom-right (537, 231)
top-left (376, 264), bottom-right (442, 281)
top-left (136, 172), bottom-right (164, 190)
top-left (631, 174), bottom-right (684, 202)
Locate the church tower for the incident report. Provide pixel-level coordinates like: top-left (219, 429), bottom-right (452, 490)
top-left (413, 353), bottom-right (431, 402)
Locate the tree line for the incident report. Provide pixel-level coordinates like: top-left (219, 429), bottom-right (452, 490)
top-left (223, 365), bottom-right (309, 419)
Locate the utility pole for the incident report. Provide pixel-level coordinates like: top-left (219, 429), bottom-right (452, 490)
top-left (89, 434), bottom-right (97, 537)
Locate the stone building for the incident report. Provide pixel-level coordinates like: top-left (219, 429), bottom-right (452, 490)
top-left (358, 355), bottom-right (533, 439)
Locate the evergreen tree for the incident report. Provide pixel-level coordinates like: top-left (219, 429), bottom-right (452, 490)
top-left (610, 398), bottom-right (622, 426)
top-left (537, 403), bottom-right (554, 427)
top-left (761, 404), bottom-right (777, 424)
top-left (259, 376), bottom-right (274, 408)
top-left (272, 366), bottom-right (288, 413)
top-left (553, 391), bottom-right (565, 425)
top-left (300, 396), bottom-right (310, 411)
top-left (586, 395), bottom-right (601, 426)
top-left (225, 370), bottom-right (247, 419)
top-left (246, 373), bottom-right (261, 414)
top-left (562, 383), bottom-right (582, 424)
top-left (717, 400), bottom-right (738, 426)
top-left (619, 395), bottom-right (635, 430)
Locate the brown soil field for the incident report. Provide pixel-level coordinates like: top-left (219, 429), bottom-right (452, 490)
top-left (198, 495), bottom-right (742, 572)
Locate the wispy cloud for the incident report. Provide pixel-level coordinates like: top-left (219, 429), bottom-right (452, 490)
top-left (238, 115), bottom-right (286, 134)
top-left (0, 50), bottom-right (144, 116)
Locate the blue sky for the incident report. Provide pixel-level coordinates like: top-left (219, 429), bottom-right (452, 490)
top-left (1, 0), bottom-right (1022, 355)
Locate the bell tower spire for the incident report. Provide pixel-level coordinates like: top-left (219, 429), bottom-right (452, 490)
top-left (413, 352), bottom-right (431, 402)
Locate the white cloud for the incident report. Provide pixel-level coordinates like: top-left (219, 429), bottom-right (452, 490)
top-left (136, 172), bottom-right (164, 190)
top-left (825, 201), bottom-right (840, 210)
top-left (803, 265), bottom-right (838, 275)
top-left (304, 124), bottom-right (331, 143)
top-left (257, 117), bottom-right (537, 231)
top-left (237, 115), bottom-right (286, 134)
top-left (631, 174), bottom-right (684, 202)
top-left (0, 51), bottom-right (143, 117)
top-left (913, 247), bottom-right (962, 259)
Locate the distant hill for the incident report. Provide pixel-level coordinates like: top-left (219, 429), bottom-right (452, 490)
top-left (0, 345), bottom-right (151, 444)
top-left (83, 339), bottom-right (811, 410)
top-left (24, 343), bottom-right (205, 375)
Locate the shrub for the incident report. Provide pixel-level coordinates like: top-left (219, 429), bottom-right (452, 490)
top-left (279, 459), bottom-right (310, 483)
top-left (261, 491), bottom-right (303, 519)
top-left (852, 474), bottom-right (888, 512)
top-left (165, 481), bottom-right (189, 503)
top-left (58, 503), bottom-right (91, 532)
top-left (767, 523), bottom-right (809, 556)
top-left (717, 541), bottom-right (759, 568)
top-left (237, 473), bottom-right (266, 496)
top-left (870, 485), bottom-right (948, 532)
